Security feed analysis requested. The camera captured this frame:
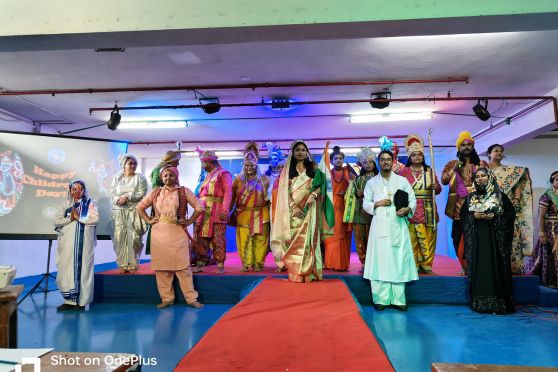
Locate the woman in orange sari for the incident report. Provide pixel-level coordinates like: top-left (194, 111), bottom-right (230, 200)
top-left (324, 146), bottom-right (353, 271)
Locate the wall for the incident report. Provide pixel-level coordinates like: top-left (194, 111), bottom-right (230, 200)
top-left (3, 1), bottom-right (556, 37)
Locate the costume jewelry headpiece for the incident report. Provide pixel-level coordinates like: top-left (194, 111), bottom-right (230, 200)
top-left (378, 136), bottom-right (399, 157)
top-left (243, 141), bottom-right (259, 165)
top-left (404, 134), bottom-right (425, 155)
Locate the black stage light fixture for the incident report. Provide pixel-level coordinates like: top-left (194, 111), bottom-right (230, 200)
top-left (107, 104), bottom-right (121, 130)
top-left (200, 98), bottom-right (221, 114)
top-left (370, 92), bottom-right (391, 109)
top-left (271, 98), bottom-right (291, 110)
top-left (472, 99), bottom-right (491, 121)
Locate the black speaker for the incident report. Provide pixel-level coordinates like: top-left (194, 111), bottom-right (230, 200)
top-left (472, 100), bottom-right (491, 121)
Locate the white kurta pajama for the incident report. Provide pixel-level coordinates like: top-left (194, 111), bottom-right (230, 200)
top-left (363, 172), bottom-right (418, 306)
top-left (54, 198), bottom-right (99, 306)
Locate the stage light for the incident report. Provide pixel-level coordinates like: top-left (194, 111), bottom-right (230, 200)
top-left (271, 98), bottom-right (291, 110)
top-left (215, 151), bottom-right (243, 158)
top-left (107, 104), bottom-right (121, 130)
top-left (350, 112), bottom-right (432, 123)
top-left (472, 99), bottom-right (491, 121)
top-left (117, 121), bottom-right (187, 129)
top-left (200, 98), bottom-right (221, 114)
top-left (370, 92), bottom-right (391, 109)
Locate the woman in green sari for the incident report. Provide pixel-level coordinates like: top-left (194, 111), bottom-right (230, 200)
top-left (270, 140), bottom-right (326, 282)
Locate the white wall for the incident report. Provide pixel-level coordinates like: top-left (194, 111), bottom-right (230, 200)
top-left (492, 136), bottom-right (558, 238)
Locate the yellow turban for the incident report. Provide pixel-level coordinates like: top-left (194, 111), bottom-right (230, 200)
top-left (455, 131), bottom-right (474, 150)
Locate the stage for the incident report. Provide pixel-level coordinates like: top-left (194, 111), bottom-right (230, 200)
top-left (94, 252), bottom-right (542, 306)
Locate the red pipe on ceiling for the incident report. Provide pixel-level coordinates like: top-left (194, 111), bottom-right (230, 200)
top-left (0, 77), bottom-right (469, 96)
top-left (88, 95), bottom-right (558, 127)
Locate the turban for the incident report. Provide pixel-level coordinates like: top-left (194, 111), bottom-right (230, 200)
top-left (160, 151), bottom-right (181, 165)
top-left (195, 146), bottom-right (219, 162)
top-left (118, 153), bottom-right (137, 170)
top-left (159, 165), bottom-right (180, 185)
top-left (456, 131), bottom-right (474, 150)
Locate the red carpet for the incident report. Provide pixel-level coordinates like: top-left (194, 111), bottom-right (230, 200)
top-left (175, 277), bottom-right (393, 371)
top-left (100, 252), bottom-right (462, 277)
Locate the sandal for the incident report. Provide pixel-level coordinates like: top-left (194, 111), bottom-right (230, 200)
top-left (156, 301), bottom-right (174, 309)
top-left (192, 263), bottom-right (205, 273)
top-left (57, 303), bottom-right (76, 311)
top-left (188, 300), bottom-right (204, 309)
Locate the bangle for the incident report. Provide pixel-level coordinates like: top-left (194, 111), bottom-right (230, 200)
top-left (290, 203), bottom-right (297, 209)
top-left (311, 192), bottom-right (318, 198)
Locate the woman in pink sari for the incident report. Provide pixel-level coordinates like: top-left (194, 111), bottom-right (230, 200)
top-left (137, 166), bottom-right (204, 309)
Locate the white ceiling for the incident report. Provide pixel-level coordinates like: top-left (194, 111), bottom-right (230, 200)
top-left (1, 25), bottom-right (558, 151)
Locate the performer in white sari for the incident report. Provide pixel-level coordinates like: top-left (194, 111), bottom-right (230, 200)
top-left (54, 180), bottom-right (99, 311)
top-left (363, 150), bottom-right (418, 311)
top-left (110, 154), bottom-right (148, 273)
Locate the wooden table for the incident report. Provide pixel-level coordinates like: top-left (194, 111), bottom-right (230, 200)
top-left (0, 284), bottom-right (23, 348)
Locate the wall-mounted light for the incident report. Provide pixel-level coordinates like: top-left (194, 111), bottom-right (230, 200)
top-left (118, 120), bottom-right (187, 129)
top-left (350, 112), bottom-right (432, 123)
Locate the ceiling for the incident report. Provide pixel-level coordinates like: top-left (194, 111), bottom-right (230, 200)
top-left (1, 24), bottom-right (558, 152)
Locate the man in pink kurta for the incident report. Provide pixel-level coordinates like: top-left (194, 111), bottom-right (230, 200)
top-left (137, 166), bottom-right (204, 309)
top-left (192, 147), bottom-right (233, 274)
top-left (441, 131), bottom-right (489, 272)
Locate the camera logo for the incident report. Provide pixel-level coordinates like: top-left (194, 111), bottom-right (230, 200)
top-left (14, 357), bottom-right (41, 372)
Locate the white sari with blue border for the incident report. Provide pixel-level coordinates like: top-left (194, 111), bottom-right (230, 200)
top-left (54, 198), bottom-right (99, 306)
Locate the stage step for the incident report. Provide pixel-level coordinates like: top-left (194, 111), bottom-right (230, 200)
top-left (538, 285), bottom-right (558, 307)
top-left (94, 271), bottom-right (542, 306)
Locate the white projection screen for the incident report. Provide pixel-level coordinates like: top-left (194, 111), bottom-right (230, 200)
top-left (0, 131), bottom-right (128, 239)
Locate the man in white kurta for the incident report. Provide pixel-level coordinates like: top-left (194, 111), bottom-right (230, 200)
top-left (363, 150), bottom-right (418, 310)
